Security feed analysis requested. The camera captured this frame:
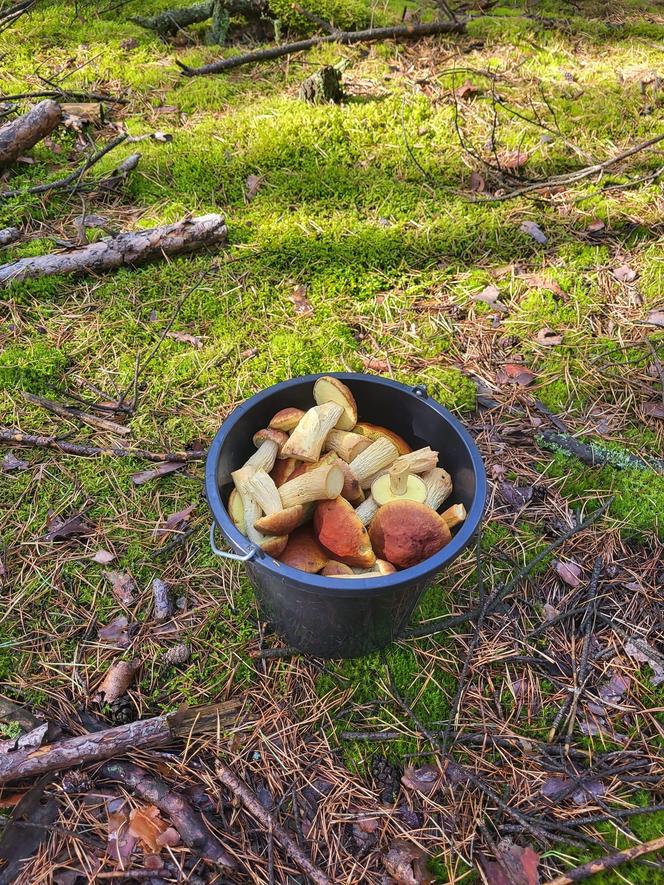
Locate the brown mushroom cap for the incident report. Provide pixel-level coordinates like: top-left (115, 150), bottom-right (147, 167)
top-left (313, 376), bottom-right (357, 431)
top-left (354, 422), bottom-right (412, 456)
top-left (269, 407), bottom-right (305, 433)
top-left (255, 504), bottom-right (305, 535)
top-left (321, 560), bottom-right (354, 576)
top-left (314, 496), bottom-right (376, 569)
top-left (270, 457), bottom-right (297, 488)
top-left (278, 526), bottom-right (329, 573)
top-left (369, 500), bottom-right (451, 569)
top-left (253, 427), bottom-right (288, 454)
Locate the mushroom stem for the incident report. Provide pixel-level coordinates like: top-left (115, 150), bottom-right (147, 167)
top-left (324, 429), bottom-right (371, 462)
top-left (422, 467), bottom-right (453, 511)
top-left (355, 495), bottom-right (379, 527)
top-left (441, 502), bottom-right (466, 529)
top-left (279, 463), bottom-right (344, 508)
top-left (349, 436), bottom-right (398, 486)
top-left (246, 469), bottom-right (306, 535)
top-left (393, 446), bottom-right (439, 474)
top-left (245, 439), bottom-right (279, 473)
top-left (389, 461), bottom-right (409, 495)
top-left (281, 402), bottom-right (344, 463)
top-left (230, 465), bottom-right (287, 556)
top-left (245, 469), bottom-right (282, 514)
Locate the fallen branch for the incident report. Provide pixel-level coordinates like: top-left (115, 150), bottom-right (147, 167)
top-left (178, 19), bottom-right (467, 76)
top-left (22, 391), bottom-right (130, 435)
top-left (0, 98), bottom-right (61, 167)
top-left (101, 759), bottom-right (236, 868)
top-left (132, 0), bottom-right (266, 36)
top-left (537, 429), bottom-right (664, 474)
top-left (0, 426), bottom-right (205, 462)
top-left (0, 227), bottom-right (19, 247)
top-left (216, 761), bottom-right (332, 885)
top-left (0, 89), bottom-right (127, 104)
top-left (0, 701), bottom-right (240, 786)
top-left (543, 833), bottom-right (664, 885)
top-left (0, 213), bottom-right (227, 286)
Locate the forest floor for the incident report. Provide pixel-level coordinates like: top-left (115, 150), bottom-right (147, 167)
top-left (0, 0), bottom-right (663, 882)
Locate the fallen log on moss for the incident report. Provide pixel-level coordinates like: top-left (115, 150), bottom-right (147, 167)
top-left (0, 99), bottom-right (61, 167)
top-left (0, 427), bottom-right (206, 462)
top-left (0, 701), bottom-right (241, 786)
top-left (537, 430), bottom-right (664, 474)
top-left (178, 19), bottom-right (467, 76)
top-left (0, 213), bottom-right (227, 286)
top-left (132, 0), bottom-right (266, 37)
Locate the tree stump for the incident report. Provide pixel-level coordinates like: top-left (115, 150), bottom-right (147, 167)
top-left (299, 66), bottom-right (344, 104)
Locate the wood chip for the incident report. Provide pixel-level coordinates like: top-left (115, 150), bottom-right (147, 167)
top-left (95, 658), bottom-right (140, 702)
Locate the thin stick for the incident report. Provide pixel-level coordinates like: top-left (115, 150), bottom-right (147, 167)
top-left (542, 833), bottom-right (664, 885)
top-left (537, 430), bottom-right (664, 474)
top-left (0, 89), bottom-right (127, 103)
top-left (177, 20), bottom-right (467, 76)
top-left (216, 761), bottom-right (332, 885)
top-left (21, 391), bottom-right (129, 435)
top-left (527, 603), bottom-right (589, 639)
top-left (0, 426), bottom-right (205, 462)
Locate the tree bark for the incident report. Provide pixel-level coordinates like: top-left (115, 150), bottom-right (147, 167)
top-left (0, 700), bottom-right (240, 785)
top-left (537, 429), bottom-right (664, 474)
top-left (132, 0), bottom-right (266, 37)
top-left (0, 99), bottom-right (62, 167)
top-left (0, 227), bottom-right (19, 247)
top-left (0, 213), bottom-right (227, 286)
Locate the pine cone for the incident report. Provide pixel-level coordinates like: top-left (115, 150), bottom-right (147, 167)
top-left (371, 755), bottom-right (402, 804)
top-left (61, 769), bottom-right (93, 793)
top-left (110, 694), bottom-right (134, 725)
top-left (162, 643), bottom-right (191, 666)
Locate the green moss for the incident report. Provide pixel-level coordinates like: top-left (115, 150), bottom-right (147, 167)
top-left (0, 341), bottom-right (67, 392)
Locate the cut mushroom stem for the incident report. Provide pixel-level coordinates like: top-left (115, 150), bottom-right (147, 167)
top-left (281, 402), bottom-right (344, 463)
top-left (355, 495), bottom-right (379, 527)
top-left (389, 460), bottom-right (409, 495)
top-left (245, 469), bottom-right (305, 535)
top-left (441, 502), bottom-right (466, 529)
top-left (324, 429), bottom-right (371, 462)
top-left (422, 467), bottom-right (453, 511)
top-left (279, 463), bottom-right (344, 508)
top-left (227, 488), bottom-right (245, 534)
top-left (349, 436), bottom-right (398, 486)
top-left (230, 465), bottom-right (287, 556)
top-left (393, 446), bottom-right (439, 475)
top-left (245, 439), bottom-right (279, 473)
top-left (371, 470), bottom-right (426, 506)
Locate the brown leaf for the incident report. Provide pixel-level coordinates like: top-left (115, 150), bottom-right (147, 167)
top-left (478, 840), bottom-right (540, 885)
top-left (384, 839), bottom-right (434, 885)
top-left (96, 659), bottom-right (140, 703)
top-left (496, 363), bottom-right (537, 386)
top-left (245, 173), bottom-right (264, 202)
top-left (2, 452), bottom-right (28, 472)
top-left (643, 401), bottom-right (664, 418)
top-left (128, 804), bottom-right (173, 853)
top-left (598, 673), bottom-right (630, 704)
top-left (401, 764), bottom-right (440, 795)
top-left (624, 637), bottom-right (664, 685)
top-left (43, 511), bottom-right (93, 542)
top-left (153, 503), bottom-right (196, 544)
top-left (288, 283), bottom-right (313, 316)
top-left (106, 798), bottom-right (137, 865)
top-left (472, 284), bottom-right (507, 312)
top-left (498, 482), bottom-right (533, 509)
top-left (555, 560), bottom-right (582, 588)
top-left (98, 616), bottom-right (132, 649)
top-left (613, 264), bottom-right (637, 283)
top-left (587, 219), bottom-right (605, 234)
top-left (470, 170), bottom-right (486, 193)
top-left (359, 354), bottom-right (389, 372)
top-left (167, 331), bottom-right (203, 348)
top-left (131, 461), bottom-right (185, 485)
top-left (457, 80), bottom-right (482, 99)
top-left (536, 327), bottom-right (563, 346)
top-left (500, 150), bottom-right (529, 170)
top-left (93, 549), bottom-right (115, 564)
top-left (103, 570), bottom-right (136, 605)
top-left (518, 273), bottom-right (567, 300)
top-left (645, 308), bottom-right (664, 328)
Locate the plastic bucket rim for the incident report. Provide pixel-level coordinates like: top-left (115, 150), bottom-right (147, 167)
top-left (205, 372), bottom-right (487, 595)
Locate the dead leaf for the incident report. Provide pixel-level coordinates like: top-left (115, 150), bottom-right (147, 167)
top-left (624, 637), bottom-right (664, 685)
top-left (520, 220), bottom-right (547, 244)
top-left (642, 401), bottom-right (664, 418)
top-left (61, 102), bottom-right (101, 125)
top-left (384, 839), bottom-right (434, 885)
top-left (289, 284), bottom-right (313, 316)
top-left (472, 283), bottom-right (507, 312)
top-left (103, 570), bottom-right (136, 605)
top-left (518, 273), bottom-right (566, 300)
top-left (153, 504), bottom-right (196, 544)
top-left (43, 511), bottom-right (92, 542)
top-left (353, 814), bottom-right (380, 851)
top-left (98, 616), bottom-right (132, 649)
top-left (359, 355), bottom-right (389, 372)
top-left (598, 673), bottom-right (630, 704)
top-left (93, 549), bottom-right (115, 564)
top-left (500, 150), bottom-right (529, 170)
top-left (587, 219), bottom-right (605, 234)
top-left (499, 481), bottom-right (533, 509)
top-left (645, 308), bottom-right (664, 328)
top-left (245, 173), bottom-right (264, 202)
top-left (167, 331), bottom-right (203, 348)
top-left (457, 80), bottom-right (482, 99)
top-left (131, 461), bottom-right (185, 485)
top-left (541, 775), bottom-right (605, 806)
top-left (2, 452), bottom-right (28, 472)
top-left (401, 764), bottom-right (440, 795)
top-left (555, 560), bottom-right (582, 588)
top-left (536, 327), bottom-right (563, 346)
top-left (613, 264), bottom-right (637, 283)
top-left (96, 659), bottom-right (140, 702)
top-left (496, 363), bottom-right (537, 386)
top-left (128, 805), bottom-right (177, 853)
top-left (580, 716), bottom-right (627, 742)
top-left (478, 839), bottom-right (540, 885)
top-left (106, 798), bottom-right (137, 865)
top-left (470, 170), bottom-right (486, 192)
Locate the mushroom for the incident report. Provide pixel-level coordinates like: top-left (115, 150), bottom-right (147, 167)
top-left (314, 496), bottom-right (376, 568)
top-left (335, 560), bottom-right (396, 579)
top-left (355, 494), bottom-right (379, 527)
top-left (369, 500), bottom-right (451, 568)
top-left (321, 560), bottom-right (354, 576)
top-left (422, 467), bottom-right (453, 511)
top-left (281, 402), bottom-right (344, 463)
top-left (269, 407), bottom-right (305, 433)
top-left (245, 431), bottom-right (283, 473)
top-left (334, 456), bottom-right (364, 506)
top-left (354, 422), bottom-right (412, 455)
top-left (270, 457), bottom-right (297, 488)
top-left (278, 462), bottom-right (344, 508)
top-left (441, 503), bottom-right (466, 529)
top-left (227, 488), bottom-right (245, 534)
top-left (348, 436), bottom-right (399, 489)
top-left (279, 526), bottom-right (329, 573)
top-left (393, 446), bottom-right (439, 474)
top-left (323, 429), bottom-right (371, 462)
top-left (230, 465), bottom-right (288, 557)
top-left (313, 376), bottom-right (357, 431)
top-left (371, 460), bottom-right (427, 506)
top-left (253, 427), bottom-right (289, 460)
top-left (246, 469), bottom-right (305, 535)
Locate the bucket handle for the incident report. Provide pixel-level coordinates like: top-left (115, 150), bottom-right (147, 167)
top-left (209, 523), bottom-right (257, 562)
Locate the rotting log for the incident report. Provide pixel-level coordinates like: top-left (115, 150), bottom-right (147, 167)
top-left (0, 213), bottom-right (227, 287)
top-left (0, 99), bottom-right (62, 167)
top-left (537, 429), bottom-right (664, 474)
top-left (132, 0), bottom-right (266, 37)
top-left (0, 227), bottom-right (19, 247)
top-left (0, 700), bottom-right (241, 786)
top-left (0, 427), bottom-right (206, 462)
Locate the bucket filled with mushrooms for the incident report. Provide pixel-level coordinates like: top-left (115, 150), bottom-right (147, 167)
top-left (206, 374), bottom-right (486, 658)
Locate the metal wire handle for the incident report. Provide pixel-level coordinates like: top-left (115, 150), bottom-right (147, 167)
top-left (209, 523), bottom-right (257, 562)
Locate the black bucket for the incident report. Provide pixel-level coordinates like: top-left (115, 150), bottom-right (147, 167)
top-left (205, 373), bottom-right (486, 659)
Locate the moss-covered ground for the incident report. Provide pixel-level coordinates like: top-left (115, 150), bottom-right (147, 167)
top-left (1, 0), bottom-right (663, 881)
